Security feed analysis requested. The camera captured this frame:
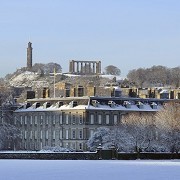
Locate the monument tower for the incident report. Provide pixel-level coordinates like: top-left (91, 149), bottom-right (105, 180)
top-left (27, 42), bottom-right (33, 70)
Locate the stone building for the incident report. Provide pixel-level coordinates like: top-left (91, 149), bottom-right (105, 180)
top-left (13, 96), bottom-right (166, 151)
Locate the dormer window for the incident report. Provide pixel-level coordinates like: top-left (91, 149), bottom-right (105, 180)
top-left (108, 101), bottom-right (116, 108)
top-left (123, 101), bottom-right (131, 108)
top-left (151, 102), bottom-right (157, 109)
top-left (137, 101), bottom-right (144, 109)
top-left (92, 100), bottom-right (99, 107)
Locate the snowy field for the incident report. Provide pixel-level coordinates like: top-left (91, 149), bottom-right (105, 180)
top-left (0, 160), bottom-right (180, 180)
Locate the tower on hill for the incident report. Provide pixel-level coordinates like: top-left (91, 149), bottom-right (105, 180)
top-left (27, 42), bottom-right (33, 70)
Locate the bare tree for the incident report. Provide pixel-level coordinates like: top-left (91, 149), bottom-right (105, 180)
top-left (127, 68), bottom-right (146, 87)
top-left (170, 67), bottom-right (180, 88)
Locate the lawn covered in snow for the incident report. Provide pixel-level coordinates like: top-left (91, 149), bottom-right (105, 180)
top-left (0, 160), bottom-right (180, 180)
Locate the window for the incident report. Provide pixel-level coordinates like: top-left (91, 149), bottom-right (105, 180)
top-left (40, 131), bottom-right (43, 139)
top-left (72, 115), bottom-right (76, 124)
top-left (72, 143), bottom-right (76, 150)
top-left (40, 142), bottom-right (43, 150)
top-left (98, 114), bottom-right (102, 124)
top-left (46, 130), bottom-right (48, 139)
top-left (59, 130), bottom-right (62, 139)
top-left (66, 129), bottom-right (69, 139)
top-left (24, 131), bottom-right (27, 140)
top-left (34, 116), bottom-right (38, 125)
top-left (66, 114), bottom-right (68, 125)
top-left (79, 115), bottom-right (83, 124)
top-left (53, 115), bottom-right (56, 125)
top-left (24, 116), bottom-right (27, 125)
top-left (114, 115), bottom-right (118, 125)
top-left (30, 131), bottom-right (33, 139)
top-left (106, 115), bottom-right (110, 124)
top-left (59, 114), bottom-right (62, 124)
top-left (53, 131), bottom-right (56, 140)
top-left (34, 131), bottom-right (37, 140)
top-left (30, 116), bottom-right (33, 125)
top-left (79, 143), bottom-right (82, 150)
top-left (79, 130), bottom-right (83, 139)
top-left (72, 130), bottom-right (76, 139)
top-left (90, 114), bottom-right (94, 124)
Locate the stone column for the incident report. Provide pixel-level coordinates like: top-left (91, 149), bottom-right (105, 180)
top-left (72, 60), bottom-right (75, 73)
top-left (85, 63), bottom-right (87, 73)
top-left (77, 62), bottom-right (79, 73)
top-left (69, 61), bottom-right (72, 73)
top-left (89, 62), bottom-right (91, 74)
top-left (98, 61), bottom-right (101, 74)
top-left (96, 62), bottom-right (99, 75)
top-left (93, 62), bottom-right (95, 74)
top-left (81, 62), bottom-right (83, 73)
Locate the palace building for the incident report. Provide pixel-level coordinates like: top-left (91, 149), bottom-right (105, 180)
top-left (13, 96), bottom-right (166, 151)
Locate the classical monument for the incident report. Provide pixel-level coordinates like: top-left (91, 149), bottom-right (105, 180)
top-left (27, 42), bottom-right (33, 70)
top-left (69, 60), bottom-right (101, 75)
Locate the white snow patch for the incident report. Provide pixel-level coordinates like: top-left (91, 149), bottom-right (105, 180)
top-left (0, 160), bottom-right (179, 180)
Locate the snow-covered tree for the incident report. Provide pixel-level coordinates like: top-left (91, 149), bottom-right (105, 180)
top-left (0, 87), bottom-right (20, 150)
top-left (122, 112), bottom-right (156, 152)
top-left (155, 101), bottom-right (180, 153)
top-left (87, 127), bottom-right (111, 151)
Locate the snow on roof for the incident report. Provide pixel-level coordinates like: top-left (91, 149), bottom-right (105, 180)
top-left (160, 89), bottom-right (169, 94)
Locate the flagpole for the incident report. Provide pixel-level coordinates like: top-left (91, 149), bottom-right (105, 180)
top-left (54, 68), bottom-right (56, 98)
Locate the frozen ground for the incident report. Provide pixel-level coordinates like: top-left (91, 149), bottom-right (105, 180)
top-left (0, 160), bottom-right (180, 180)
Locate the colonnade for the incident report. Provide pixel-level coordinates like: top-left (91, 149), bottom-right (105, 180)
top-left (69, 60), bottom-right (101, 75)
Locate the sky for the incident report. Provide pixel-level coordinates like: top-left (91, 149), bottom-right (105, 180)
top-left (0, 0), bottom-right (180, 78)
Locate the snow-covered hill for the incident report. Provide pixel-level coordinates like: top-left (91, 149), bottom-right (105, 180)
top-left (9, 71), bottom-right (40, 87)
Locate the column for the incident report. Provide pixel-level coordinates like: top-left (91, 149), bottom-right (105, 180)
top-left (93, 62), bottom-right (95, 74)
top-left (81, 62), bottom-right (83, 73)
top-left (89, 62), bottom-right (91, 74)
top-left (98, 61), bottom-right (101, 74)
top-left (96, 62), bottom-right (99, 75)
top-left (85, 63), bottom-right (87, 74)
top-left (77, 62), bottom-right (79, 73)
top-left (72, 60), bottom-right (75, 73)
top-left (69, 61), bottom-right (72, 73)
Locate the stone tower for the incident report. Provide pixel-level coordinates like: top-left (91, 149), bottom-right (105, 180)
top-left (27, 42), bottom-right (33, 70)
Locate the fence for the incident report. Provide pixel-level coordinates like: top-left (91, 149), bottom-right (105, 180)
top-left (0, 149), bottom-right (179, 160)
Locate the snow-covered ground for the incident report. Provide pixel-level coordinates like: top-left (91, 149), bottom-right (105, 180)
top-left (0, 160), bottom-right (180, 180)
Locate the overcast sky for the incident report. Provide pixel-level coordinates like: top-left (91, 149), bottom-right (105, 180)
top-left (0, 0), bottom-right (179, 77)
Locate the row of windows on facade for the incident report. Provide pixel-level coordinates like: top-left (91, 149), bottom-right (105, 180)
top-left (20, 141), bottom-right (84, 151)
top-left (15, 114), bottom-right (118, 125)
top-left (21, 129), bottom-right (84, 140)
top-left (15, 114), bottom-right (83, 125)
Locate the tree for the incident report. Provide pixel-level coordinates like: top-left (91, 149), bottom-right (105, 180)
top-left (122, 112), bottom-right (156, 152)
top-left (170, 66), bottom-right (180, 88)
top-left (104, 65), bottom-right (121, 76)
top-left (87, 127), bottom-right (111, 151)
top-left (155, 101), bottom-right (180, 153)
top-left (0, 85), bottom-right (20, 150)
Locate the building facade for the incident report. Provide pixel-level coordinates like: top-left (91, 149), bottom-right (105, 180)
top-left (13, 96), bottom-right (166, 151)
